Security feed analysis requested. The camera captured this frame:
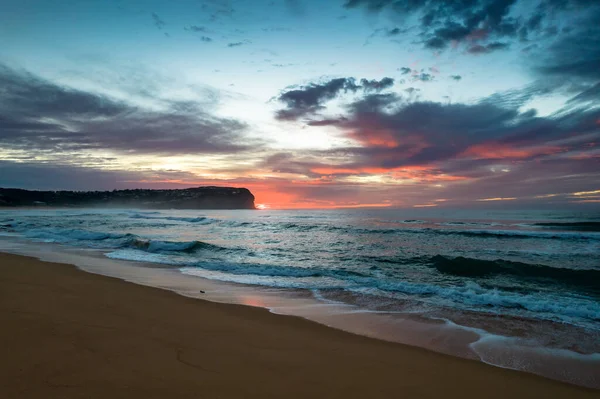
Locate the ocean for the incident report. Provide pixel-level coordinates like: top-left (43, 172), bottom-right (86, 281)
top-left (1, 208), bottom-right (599, 387)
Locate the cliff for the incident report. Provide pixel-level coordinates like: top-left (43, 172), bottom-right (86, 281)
top-left (0, 187), bottom-right (256, 209)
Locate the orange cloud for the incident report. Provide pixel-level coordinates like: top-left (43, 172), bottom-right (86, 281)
top-left (462, 143), bottom-right (564, 159)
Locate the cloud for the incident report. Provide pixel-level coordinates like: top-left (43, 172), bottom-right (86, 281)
top-left (413, 72), bottom-right (434, 82)
top-left (467, 41), bottom-right (510, 54)
top-left (201, 2), bottom-right (235, 22)
top-left (360, 77), bottom-right (394, 91)
top-left (276, 78), bottom-right (357, 121)
top-left (521, 5), bottom-right (600, 109)
top-left (276, 77), bottom-right (394, 121)
top-left (298, 86), bottom-right (599, 178)
top-left (385, 27), bottom-right (401, 36)
top-left (200, 36), bottom-right (213, 42)
top-left (397, 67), bottom-right (436, 82)
top-left (343, 0), bottom-right (599, 56)
top-left (0, 160), bottom-right (201, 191)
top-left (0, 64), bottom-right (261, 156)
top-left (534, 20), bottom-right (600, 83)
top-left (185, 25), bottom-right (207, 33)
top-left (151, 12), bottom-right (166, 30)
top-left (262, 27), bottom-right (293, 33)
top-left (227, 42), bottom-right (245, 47)
top-left (567, 82), bottom-right (600, 104)
top-left (345, 0), bottom-right (519, 49)
top-left (450, 75), bottom-right (462, 81)
top-left (0, 64), bottom-right (126, 118)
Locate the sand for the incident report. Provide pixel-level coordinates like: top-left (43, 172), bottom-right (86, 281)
top-left (0, 252), bottom-right (597, 399)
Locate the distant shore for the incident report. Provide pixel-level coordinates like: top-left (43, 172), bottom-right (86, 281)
top-left (1, 252), bottom-right (597, 399)
top-left (0, 187), bottom-right (256, 209)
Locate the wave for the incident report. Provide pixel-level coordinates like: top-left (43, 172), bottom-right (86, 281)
top-left (345, 253), bottom-right (600, 293)
top-left (120, 213), bottom-right (600, 241)
top-left (532, 222), bottom-right (600, 232)
top-left (164, 216), bottom-right (214, 224)
top-left (128, 214), bottom-right (216, 224)
top-left (12, 222), bottom-right (600, 325)
top-left (276, 222), bottom-right (322, 232)
top-left (176, 262), bottom-right (600, 324)
top-left (438, 221), bottom-right (498, 227)
top-left (127, 238), bottom-right (227, 253)
top-left (108, 252), bottom-right (369, 281)
top-left (24, 228), bottom-right (129, 242)
top-left (20, 227), bottom-right (233, 255)
top-left (354, 281), bottom-right (600, 323)
top-left (431, 228), bottom-right (600, 240)
top-left (268, 222), bottom-right (600, 240)
top-left (429, 255), bottom-right (600, 292)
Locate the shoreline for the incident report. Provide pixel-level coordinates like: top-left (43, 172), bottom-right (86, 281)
top-left (1, 251), bottom-right (599, 398)
top-left (1, 234), bottom-right (599, 390)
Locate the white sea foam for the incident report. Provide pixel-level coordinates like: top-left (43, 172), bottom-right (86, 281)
top-left (24, 228), bottom-right (126, 242)
top-left (106, 249), bottom-right (184, 265)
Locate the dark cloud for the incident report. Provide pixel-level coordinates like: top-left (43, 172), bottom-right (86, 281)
top-left (413, 72), bottom-right (434, 82)
top-left (276, 78), bottom-right (357, 121)
top-left (201, 2), bottom-right (235, 22)
top-left (343, 0), bottom-right (600, 56)
top-left (276, 77), bottom-right (395, 121)
top-left (386, 27), bottom-right (401, 36)
top-left (567, 82), bottom-right (600, 104)
top-left (467, 42), bottom-right (510, 54)
top-left (262, 27), bottom-right (293, 32)
top-left (306, 118), bottom-right (348, 127)
top-left (536, 29), bottom-right (600, 82)
top-left (300, 87), bottom-right (599, 174)
top-left (151, 12), bottom-right (166, 30)
top-left (0, 64), bottom-right (260, 156)
top-left (0, 160), bottom-right (201, 191)
top-left (424, 22), bottom-right (473, 49)
top-left (185, 25), bottom-right (207, 33)
top-left (201, 36), bottom-right (213, 42)
top-left (529, 8), bottom-right (600, 104)
top-left (345, 0), bottom-right (519, 50)
top-left (397, 68), bottom-right (436, 82)
top-left (450, 75), bottom-right (462, 81)
top-left (227, 42), bottom-right (245, 47)
top-left (0, 64), bottom-right (126, 118)
top-left (479, 83), bottom-right (552, 109)
top-left (360, 77), bottom-right (395, 91)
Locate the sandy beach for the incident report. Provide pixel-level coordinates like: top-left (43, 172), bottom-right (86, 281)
top-left (0, 252), bottom-right (597, 399)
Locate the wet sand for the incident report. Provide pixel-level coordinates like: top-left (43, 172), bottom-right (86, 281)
top-left (1, 252), bottom-right (597, 398)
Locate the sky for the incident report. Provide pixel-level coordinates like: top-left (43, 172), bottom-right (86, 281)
top-left (0, 0), bottom-right (599, 209)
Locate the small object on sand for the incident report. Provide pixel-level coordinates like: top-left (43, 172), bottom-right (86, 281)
top-left (199, 290), bottom-right (205, 294)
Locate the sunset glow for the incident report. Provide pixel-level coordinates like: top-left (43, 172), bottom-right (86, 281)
top-left (0, 0), bottom-right (598, 209)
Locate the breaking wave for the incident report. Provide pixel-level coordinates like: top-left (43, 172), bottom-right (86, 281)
top-left (176, 264), bottom-right (600, 325)
top-left (429, 255), bottom-right (600, 292)
top-left (21, 227), bottom-right (233, 254)
top-left (532, 222), bottom-right (600, 232)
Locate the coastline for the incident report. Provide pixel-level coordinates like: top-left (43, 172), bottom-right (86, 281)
top-left (1, 251), bottom-right (599, 398)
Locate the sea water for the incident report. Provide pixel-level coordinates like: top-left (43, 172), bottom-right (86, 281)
top-left (1, 208), bottom-right (599, 387)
